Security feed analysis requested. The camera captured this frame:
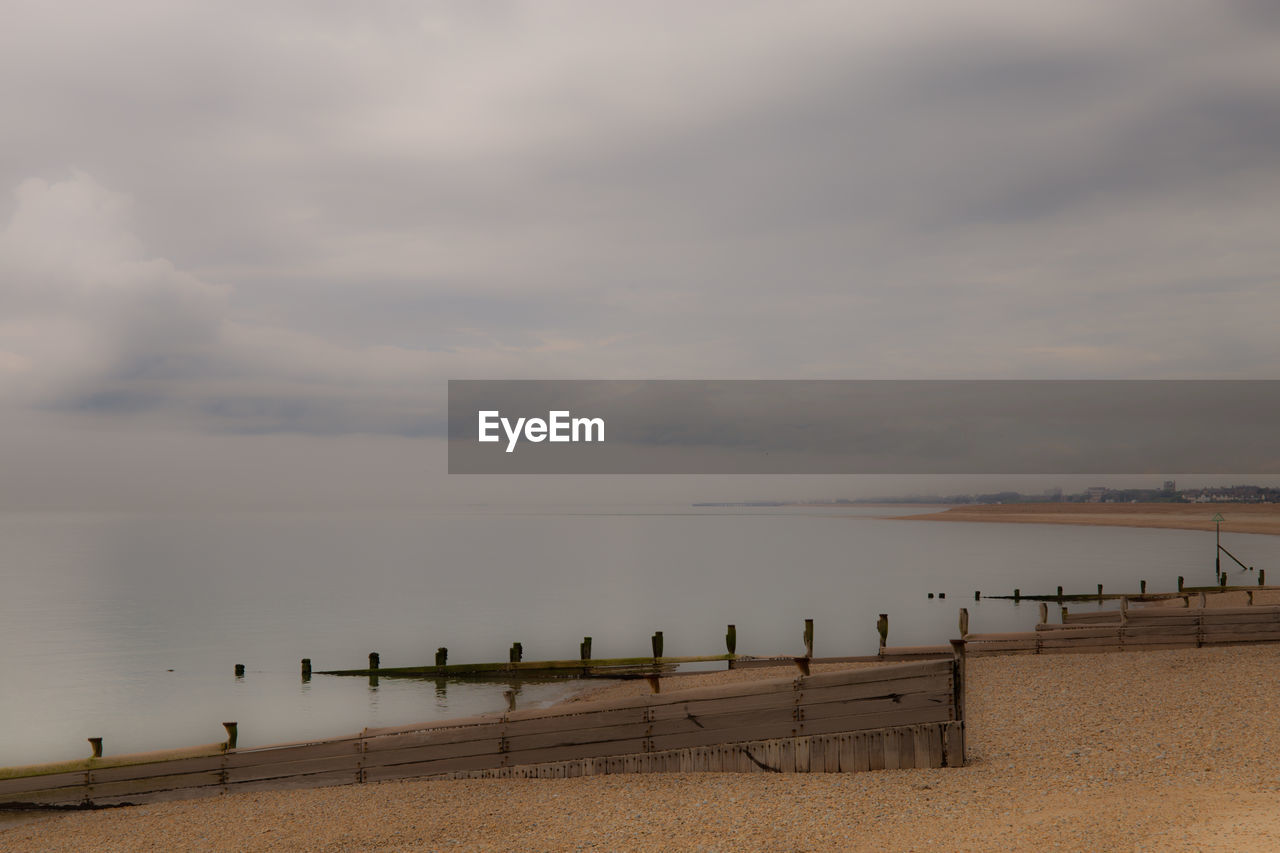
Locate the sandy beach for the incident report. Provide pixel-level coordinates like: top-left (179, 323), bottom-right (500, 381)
top-left (6, 644), bottom-right (1280, 852)
top-left (898, 502), bottom-right (1280, 536)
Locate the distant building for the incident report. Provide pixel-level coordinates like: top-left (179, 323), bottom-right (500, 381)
top-left (1086, 486), bottom-right (1108, 503)
top-left (1163, 480), bottom-right (1176, 493)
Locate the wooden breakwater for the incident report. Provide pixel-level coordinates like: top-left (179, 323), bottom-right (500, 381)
top-left (0, 658), bottom-right (964, 808)
top-left (960, 600), bottom-right (1280, 656)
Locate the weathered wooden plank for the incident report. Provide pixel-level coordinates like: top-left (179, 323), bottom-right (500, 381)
top-left (794, 737), bottom-right (810, 772)
top-left (802, 705), bottom-right (954, 737)
top-left (798, 672), bottom-right (952, 707)
top-left (360, 716), bottom-right (500, 738)
top-left (867, 731), bottom-right (886, 771)
top-left (1121, 624), bottom-right (1200, 637)
top-left (91, 785), bottom-right (226, 807)
top-left (503, 737), bottom-right (652, 767)
top-left (0, 770), bottom-right (88, 798)
top-left (362, 723), bottom-right (506, 753)
top-left (224, 754), bottom-right (362, 784)
top-left (224, 739), bottom-right (363, 768)
top-left (1201, 607), bottom-right (1280, 622)
top-left (1062, 611), bottom-right (1122, 623)
top-left (87, 770), bottom-right (225, 800)
top-left (363, 753), bottom-right (502, 782)
top-left (798, 659), bottom-right (952, 690)
top-left (1037, 636), bottom-right (1123, 649)
top-left (501, 706), bottom-right (649, 737)
top-left (936, 722), bottom-right (957, 768)
top-left (0, 784), bottom-right (92, 807)
top-left (226, 767), bottom-right (360, 793)
top-left (504, 721), bottom-right (654, 753)
top-left (1036, 626), bottom-right (1127, 639)
top-left (799, 691), bottom-right (951, 723)
top-left (882, 728), bottom-right (900, 770)
top-left (87, 755), bottom-right (226, 784)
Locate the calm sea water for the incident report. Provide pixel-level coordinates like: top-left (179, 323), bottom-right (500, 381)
top-left (2, 505), bottom-right (1275, 767)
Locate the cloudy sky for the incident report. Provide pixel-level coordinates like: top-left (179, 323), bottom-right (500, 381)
top-left (2, 1), bottom-right (1278, 508)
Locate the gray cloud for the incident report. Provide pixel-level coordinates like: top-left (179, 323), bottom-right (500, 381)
top-left (2, 1), bottom-right (1280, 505)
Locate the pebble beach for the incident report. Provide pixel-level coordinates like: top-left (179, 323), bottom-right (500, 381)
top-left (5, 642), bottom-right (1280, 852)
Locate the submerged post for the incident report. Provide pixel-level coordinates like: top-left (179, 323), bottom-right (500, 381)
top-left (651, 631), bottom-right (663, 659)
top-left (580, 637), bottom-right (592, 661)
top-left (1140, 579), bottom-right (1147, 594)
top-left (1220, 573), bottom-right (1227, 588)
top-left (958, 608), bottom-right (969, 636)
top-left (803, 618), bottom-right (814, 658)
top-left (725, 624), bottom-right (736, 655)
top-left (509, 642), bottom-right (522, 663)
top-left (1097, 584), bottom-right (1104, 600)
top-left (1178, 575), bottom-right (1185, 592)
top-left (222, 722), bottom-right (238, 750)
top-left (504, 689), bottom-right (516, 712)
top-left (1038, 602), bottom-right (1048, 625)
top-left (88, 737), bottom-right (103, 758)
top-left (1013, 588), bottom-right (1021, 602)
top-left (1057, 586), bottom-right (1063, 601)
top-left (877, 613), bottom-right (888, 650)
top-left (368, 652), bottom-right (380, 670)
top-left (301, 658), bottom-right (312, 682)
top-left (1261, 569), bottom-right (1267, 586)
top-left (435, 647), bottom-right (447, 667)
top-left (234, 664), bottom-right (245, 678)
top-left (974, 590), bottom-right (981, 601)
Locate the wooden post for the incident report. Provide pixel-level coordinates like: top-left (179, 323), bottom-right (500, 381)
top-left (876, 614), bottom-right (888, 650)
top-left (1056, 586), bottom-right (1063, 601)
top-left (509, 642), bottom-right (522, 663)
top-left (1140, 579), bottom-right (1147, 594)
top-left (503, 689), bottom-right (516, 712)
top-left (1097, 584), bottom-right (1104, 600)
top-left (222, 722), bottom-right (238, 750)
top-left (1178, 575), bottom-right (1184, 592)
top-left (974, 590), bottom-right (981, 601)
top-left (580, 637), bottom-right (592, 660)
top-left (725, 625), bottom-right (736, 655)
top-left (368, 652), bottom-right (380, 670)
top-left (1220, 573), bottom-right (1227, 588)
top-left (1060, 606), bottom-right (1068, 623)
top-left (301, 658), bottom-right (311, 682)
top-left (1260, 569), bottom-right (1266, 586)
top-left (958, 608), bottom-right (969, 636)
top-left (1199, 591), bottom-right (1207, 608)
top-left (928, 593), bottom-right (934, 599)
top-left (938, 592), bottom-right (946, 599)
top-left (1038, 602), bottom-right (1048, 624)
top-left (435, 647), bottom-right (447, 667)
top-left (1120, 596), bottom-right (1129, 626)
top-left (645, 675), bottom-right (661, 694)
top-left (803, 618), bottom-right (814, 658)
top-left (948, 639), bottom-right (967, 722)
top-left (88, 737), bottom-right (103, 758)
top-left (1247, 590), bottom-right (1254, 605)
top-left (234, 664), bottom-right (245, 677)
top-left (1013, 588), bottom-right (1020, 602)
top-left (651, 631), bottom-right (663, 659)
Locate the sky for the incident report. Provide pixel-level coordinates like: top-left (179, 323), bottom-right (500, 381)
top-left (2, 1), bottom-right (1279, 509)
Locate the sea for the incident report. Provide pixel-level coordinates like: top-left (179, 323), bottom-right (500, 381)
top-left (3, 505), bottom-right (1275, 767)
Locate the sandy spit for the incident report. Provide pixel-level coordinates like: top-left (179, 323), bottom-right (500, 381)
top-left (6, 646), bottom-right (1280, 852)
top-left (898, 502), bottom-right (1280, 536)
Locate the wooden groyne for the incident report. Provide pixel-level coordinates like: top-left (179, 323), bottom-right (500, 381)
top-left (960, 600), bottom-right (1280, 656)
top-left (0, 658), bottom-right (964, 808)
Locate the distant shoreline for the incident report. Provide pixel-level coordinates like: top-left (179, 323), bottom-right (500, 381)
top-left (890, 502), bottom-right (1280, 536)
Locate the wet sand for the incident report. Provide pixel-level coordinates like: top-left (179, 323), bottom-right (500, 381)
top-left (6, 644), bottom-right (1280, 852)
